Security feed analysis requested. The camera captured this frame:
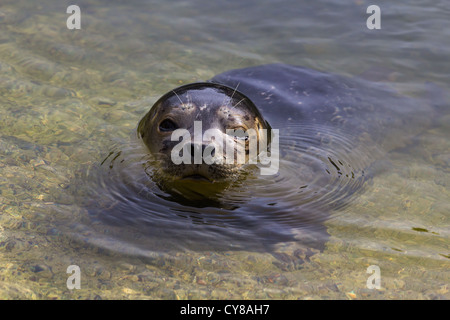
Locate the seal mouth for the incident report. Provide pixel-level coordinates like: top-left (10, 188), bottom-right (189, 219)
top-left (181, 174), bottom-right (212, 182)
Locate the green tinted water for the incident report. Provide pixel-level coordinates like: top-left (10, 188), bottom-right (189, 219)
top-left (0, 0), bottom-right (448, 299)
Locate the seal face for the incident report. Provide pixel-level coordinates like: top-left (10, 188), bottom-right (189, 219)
top-left (138, 82), bottom-right (271, 182)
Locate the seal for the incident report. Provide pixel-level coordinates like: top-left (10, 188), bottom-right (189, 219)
top-left (92, 64), bottom-right (435, 257)
top-left (138, 82), bottom-right (271, 183)
top-left (137, 63), bottom-right (433, 200)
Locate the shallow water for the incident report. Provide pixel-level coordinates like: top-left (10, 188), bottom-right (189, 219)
top-left (0, 0), bottom-right (448, 299)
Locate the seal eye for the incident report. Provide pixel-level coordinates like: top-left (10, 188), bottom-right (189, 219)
top-left (159, 119), bottom-right (178, 132)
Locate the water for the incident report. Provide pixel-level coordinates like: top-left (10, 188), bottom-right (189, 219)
top-left (0, 0), bottom-right (448, 299)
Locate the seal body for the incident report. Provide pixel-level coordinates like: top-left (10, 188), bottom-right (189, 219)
top-left (138, 64), bottom-right (432, 185)
top-left (210, 63), bottom-right (431, 151)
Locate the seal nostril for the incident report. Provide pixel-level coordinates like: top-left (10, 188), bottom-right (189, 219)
top-left (202, 144), bottom-right (215, 157)
top-left (189, 143), bottom-right (203, 163)
top-left (190, 144), bottom-right (196, 159)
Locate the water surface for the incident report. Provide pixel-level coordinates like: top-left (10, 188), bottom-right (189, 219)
top-left (0, 0), bottom-right (448, 299)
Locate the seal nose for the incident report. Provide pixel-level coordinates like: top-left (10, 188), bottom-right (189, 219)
top-left (189, 143), bottom-right (215, 163)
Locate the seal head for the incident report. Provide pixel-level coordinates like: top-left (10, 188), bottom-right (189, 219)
top-left (138, 82), bottom-right (271, 183)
